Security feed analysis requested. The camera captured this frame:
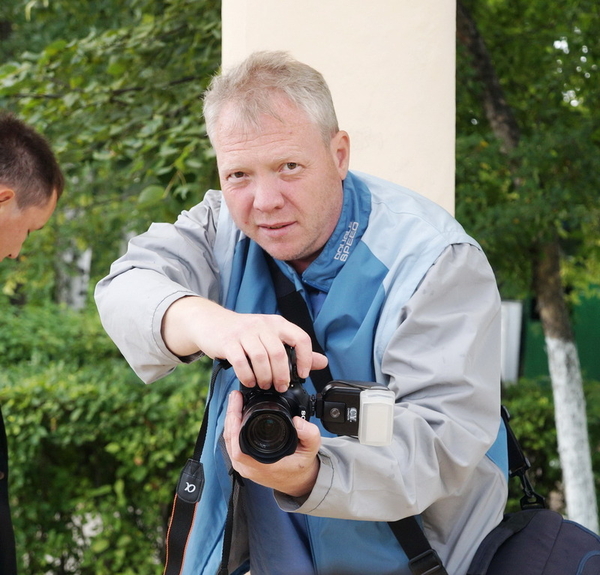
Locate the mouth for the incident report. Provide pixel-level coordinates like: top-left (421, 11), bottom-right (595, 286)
top-left (260, 222), bottom-right (293, 230)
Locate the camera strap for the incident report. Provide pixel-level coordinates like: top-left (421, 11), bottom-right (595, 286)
top-left (265, 253), bottom-right (448, 575)
top-left (265, 255), bottom-right (333, 392)
top-left (163, 360), bottom-right (235, 575)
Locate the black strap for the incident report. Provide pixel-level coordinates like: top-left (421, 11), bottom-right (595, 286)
top-left (265, 256), bottom-right (332, 391)
top-left (219, 468), bottom-right (244, 575)
top-left (501, 406), bottom-right (545, 510)
top-left (388, 517), bottom-right (448, 574)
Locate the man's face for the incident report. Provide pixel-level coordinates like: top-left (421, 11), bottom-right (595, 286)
top-left (212, 95), bottom-right (350, 273)
top-left (0, 187), bottom-right (57, 262)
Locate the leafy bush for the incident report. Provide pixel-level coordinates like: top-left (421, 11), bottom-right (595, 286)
top-left (0, 357), bottom-right (210, 574)
top-left (0, 301), bottom-right (120, 367)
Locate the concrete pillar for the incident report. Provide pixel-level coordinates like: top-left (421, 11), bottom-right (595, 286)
top-left (222, 0), bottom-right (456, 213)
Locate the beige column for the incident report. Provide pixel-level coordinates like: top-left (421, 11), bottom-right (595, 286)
top-left (222, 0), bottom-right (456, 213)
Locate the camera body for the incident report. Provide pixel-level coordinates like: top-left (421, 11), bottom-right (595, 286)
top-left (239, 347), bottom-right (395, 464)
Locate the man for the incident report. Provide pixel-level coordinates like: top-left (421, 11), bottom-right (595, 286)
top-left (95, 51), bottom-right (508, 575)
top-left (0, 112), bottom-right (64, 574)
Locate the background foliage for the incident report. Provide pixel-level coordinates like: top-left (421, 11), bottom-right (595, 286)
top-left (455, 0), bottom-right (600, 301)
top-left (0, 299), bottom-right (211, 573)
top-left (455, 0), bottom-right (600, 520)
top-left (503, 377), bottom-right (600, 514)
top-left (1, 0), bottom-right (220, 571)
top-left (0, 0), bottom-right (221, 302)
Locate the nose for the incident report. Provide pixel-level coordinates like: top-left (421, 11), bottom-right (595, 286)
top-left (8, 243), bottom-right (23, 260)
top-left (252, 176), bottom-right (285, 212)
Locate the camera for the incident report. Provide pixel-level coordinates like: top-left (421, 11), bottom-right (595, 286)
top-left (239, 347), bottom-right (395, 464)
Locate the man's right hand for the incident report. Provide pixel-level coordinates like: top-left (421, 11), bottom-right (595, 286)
top-left (161, 295), bottom-right (328, 391)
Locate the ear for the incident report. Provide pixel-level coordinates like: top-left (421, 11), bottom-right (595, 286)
top-left (330, 130), bottom-right (350, 180)
top-left (0, 186), bottom-right (16, 205)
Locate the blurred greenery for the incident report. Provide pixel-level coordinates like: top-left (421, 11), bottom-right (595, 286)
top-left (455, 0), bottom-right (600, 301)
top-left (0, 304), bottom-right (211, 573)
top-left (1, 0), bottom-right (220, 571)
top-left (0, 0), bottom-right (221, 303)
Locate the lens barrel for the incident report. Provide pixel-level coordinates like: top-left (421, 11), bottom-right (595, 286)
top-left (239, 400), bottom-right (297, 464)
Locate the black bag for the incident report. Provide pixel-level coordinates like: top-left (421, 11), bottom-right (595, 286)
top-left (463, 407), bottom-right (600, 575)
top-left (467, 507), bottom-right (600, 575)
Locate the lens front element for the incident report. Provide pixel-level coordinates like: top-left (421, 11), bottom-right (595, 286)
top-left (239, 401), bottom-right (297, 464)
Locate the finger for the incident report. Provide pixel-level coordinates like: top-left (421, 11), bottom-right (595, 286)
top-left (238, 340), bottom-right (274, 390)
top-left (281, 331), bottom-right (313, 380)
top-left (224, 390), bottom-right (244, 456)
top-left (255, 337), bottom-right (290, 392)
top-left (227, 346), bottom-right (258, 388)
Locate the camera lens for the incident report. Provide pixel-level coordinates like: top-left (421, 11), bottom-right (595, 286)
top-left (239, 401), bottom-right (297, 464)
top-left (248, 413), bottom-right (290, 451)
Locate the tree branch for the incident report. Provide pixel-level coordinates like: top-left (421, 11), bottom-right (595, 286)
top-left (456, 1), bottom-right (521, 151)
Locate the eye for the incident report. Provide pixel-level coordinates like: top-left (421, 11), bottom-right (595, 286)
top-left (283, 162), bottom-right (299, 171)
top-left (228, 171), bottom-right (246, 180)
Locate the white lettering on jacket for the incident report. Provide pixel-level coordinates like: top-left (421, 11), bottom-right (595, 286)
top-left (334, 222), bottom-right (359, 262)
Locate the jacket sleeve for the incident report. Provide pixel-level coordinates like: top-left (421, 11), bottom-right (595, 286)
top-left (276, 243), bottom-right (503, 522)
top-left (94, 190), bottom-right (223, 383)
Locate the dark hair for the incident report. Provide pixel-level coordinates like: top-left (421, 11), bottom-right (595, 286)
top-left (0, 112), bottom-right (64, 208)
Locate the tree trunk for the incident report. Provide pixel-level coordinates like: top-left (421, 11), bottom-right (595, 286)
top-left (533, 241), bottom-right (598, 531)
top-left (457, 0), bottom-right (598, 531)
top-left (56, 209), bottom-right (92, 311)
top-left (57, 247), bottom-right (92, 311)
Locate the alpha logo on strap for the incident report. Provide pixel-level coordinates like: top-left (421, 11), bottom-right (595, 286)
top-left (177, 459), bottom-right (204, 504)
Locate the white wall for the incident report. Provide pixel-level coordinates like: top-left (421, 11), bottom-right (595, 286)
top-left (222, 0), bottom-right (456, 213)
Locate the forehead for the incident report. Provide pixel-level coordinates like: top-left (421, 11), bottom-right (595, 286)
top-left (212, 103), bottom-right (326, 169)
top-left (217, 95), bottom-right (320, 142)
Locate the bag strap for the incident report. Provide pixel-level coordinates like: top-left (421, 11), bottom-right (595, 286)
top-left (266, 254), bottom-right (448, 575)
top-left (501, 406), bottom-right (546, 510)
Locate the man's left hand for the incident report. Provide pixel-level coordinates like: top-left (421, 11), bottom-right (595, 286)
top-left (223, 389), bottom-right (321, 498)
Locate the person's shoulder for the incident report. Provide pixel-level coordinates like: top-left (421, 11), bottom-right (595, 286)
top-left (351, 171), bottom-right (447, 217)
top-left (352, 171), bottom-right (471, 240)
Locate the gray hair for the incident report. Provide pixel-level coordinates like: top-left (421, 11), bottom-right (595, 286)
top-left (203, 51), bottom-right (339, 144)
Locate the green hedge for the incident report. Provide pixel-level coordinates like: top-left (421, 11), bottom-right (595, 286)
top-left (0, 358), bottom-right (209, 574)
top-left (0, 301), bottom-right (119, 367)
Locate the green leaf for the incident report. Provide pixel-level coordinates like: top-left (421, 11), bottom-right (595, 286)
top-left (137, 185), bottom-right (166, 207)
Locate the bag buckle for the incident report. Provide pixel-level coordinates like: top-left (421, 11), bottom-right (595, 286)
top-left (408, 548), bottom-right (448, 575)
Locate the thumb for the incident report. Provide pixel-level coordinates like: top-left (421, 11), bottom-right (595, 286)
top-left (293, 417), bottom-right (321, 450)
top-left (310, 352), bottom-right (329, 372)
